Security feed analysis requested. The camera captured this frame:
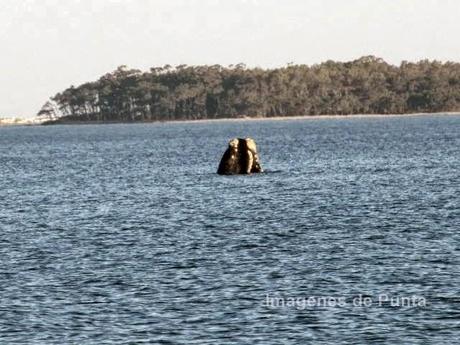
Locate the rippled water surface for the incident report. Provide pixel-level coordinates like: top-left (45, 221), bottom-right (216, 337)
top-left (1, 115), bottom-right (459, 344)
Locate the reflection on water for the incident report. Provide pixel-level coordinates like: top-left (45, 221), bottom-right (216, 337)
top-left (1, 115), bottom-right (459, 344)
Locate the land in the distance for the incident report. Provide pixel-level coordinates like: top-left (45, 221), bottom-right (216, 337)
top-left (2, 112), bottom-right (459, 127)
top-left (0, 117), bottom-right (42, 126)
top-left (36, 56), bottom-right (460, 124)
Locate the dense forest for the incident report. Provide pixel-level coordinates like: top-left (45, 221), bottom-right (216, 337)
top-left (38, 56), bottom-right (460, 123)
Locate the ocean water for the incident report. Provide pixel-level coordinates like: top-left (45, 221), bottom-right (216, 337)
top-left (0, 115), bottom-right (459, 344)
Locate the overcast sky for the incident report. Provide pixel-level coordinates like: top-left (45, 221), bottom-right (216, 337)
top-left (2, 0), bottom-right (460, 118)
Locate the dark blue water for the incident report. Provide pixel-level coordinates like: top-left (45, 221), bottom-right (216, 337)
top-left (1, 115), bottom-right (459, 344)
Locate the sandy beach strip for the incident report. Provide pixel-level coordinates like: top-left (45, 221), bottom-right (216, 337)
top-left (161, 111), bottom-right (460, 125)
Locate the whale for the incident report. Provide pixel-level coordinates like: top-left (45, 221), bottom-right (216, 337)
top-left (217, 138), bottom-right (263, 175)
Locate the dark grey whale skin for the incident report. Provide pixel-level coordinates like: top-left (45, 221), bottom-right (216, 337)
top-left (217, 138), bottom-right (263, 175)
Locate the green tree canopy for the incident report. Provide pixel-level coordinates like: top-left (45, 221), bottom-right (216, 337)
top-left (43, 56), bottom-right (460, 123)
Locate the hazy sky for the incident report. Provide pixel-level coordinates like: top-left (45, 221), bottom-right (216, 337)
top-left (2, 0), bottom-right (460, 117)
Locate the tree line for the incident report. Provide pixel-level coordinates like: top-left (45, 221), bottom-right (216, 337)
top-left (38, 56), bottom-right (460, 122)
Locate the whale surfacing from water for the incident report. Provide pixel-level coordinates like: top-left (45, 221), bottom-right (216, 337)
top-left (217, 138), bottom-right (263, 175)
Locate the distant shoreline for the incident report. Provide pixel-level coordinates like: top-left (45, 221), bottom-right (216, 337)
top-left (1, 111), bottom-right (459, 127)
top-left (40, 111), bottom-right (460, 126)
top-left (155, 111), bottom-right (460, 125)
